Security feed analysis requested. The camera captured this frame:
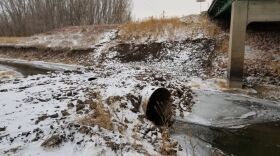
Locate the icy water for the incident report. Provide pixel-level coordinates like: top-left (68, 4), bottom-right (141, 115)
top-left (0, 59), bottom-right (80, 78)
top-left (0, 62), bottom-right (51, 78)
top-left (173, 121), bottom-right (280, 156)
top-left (172, 90), bottom-right (280, 156)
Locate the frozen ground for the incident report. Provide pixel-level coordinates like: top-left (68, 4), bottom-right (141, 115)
top-left (0, 65), bottom-right (191, 155)
top-left (0, 30), bottom-right (196, 155)
top-left (1, 25), bottom-right (118, 49)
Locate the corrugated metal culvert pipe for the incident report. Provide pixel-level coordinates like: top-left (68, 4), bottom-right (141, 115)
top-left (141, 87), bottom-right (173, 126)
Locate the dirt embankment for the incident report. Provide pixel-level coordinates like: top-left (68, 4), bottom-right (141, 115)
top-left (112, 38), bottom-right (215, 63)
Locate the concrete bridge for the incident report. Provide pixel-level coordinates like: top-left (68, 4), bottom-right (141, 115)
top-left (208, 0), bottom-right (280, 88)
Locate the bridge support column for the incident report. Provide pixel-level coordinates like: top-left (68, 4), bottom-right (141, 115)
top-left (228, 0), bottom-right (248, 88)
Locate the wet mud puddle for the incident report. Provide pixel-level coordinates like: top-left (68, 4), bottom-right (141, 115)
top-left (172, 90), bottom-right (280, 156)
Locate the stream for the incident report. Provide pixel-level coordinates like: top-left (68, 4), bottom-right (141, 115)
top-left (172, 90), bottom-right (280, 156)
top-left (0, 59), bottom-right (81, 79)
top-left (0, 62), bottom-right (52, 78)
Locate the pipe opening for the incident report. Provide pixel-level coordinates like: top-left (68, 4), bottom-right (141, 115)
top-left (145, 88), bottom-right (172, 126)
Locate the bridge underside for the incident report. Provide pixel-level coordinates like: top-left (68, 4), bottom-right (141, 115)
top-left (209, 0), bottom-right (280, 88)
top-left (208, 0), bottom-right (231, 18)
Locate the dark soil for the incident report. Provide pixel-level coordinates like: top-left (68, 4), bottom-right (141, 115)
top-left (111, 42), bottom-right (164, 62)
top-left (112, 38), bottom-right (216, 64)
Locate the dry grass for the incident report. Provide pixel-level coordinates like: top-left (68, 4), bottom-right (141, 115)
top-left (215, 79), bottom-right (228, 89)
top-left (159, 127), bottom-right (177, 155)
top-left (119, 17), bottom-right (186, 41)
top-left (79, 93), bottom-right (113, 130)
top-left (0, 71), bottom-right (17, 79)
top-left (182, 14), bottom-right (223, 38)
top-left (270, 61), bottom-right (280, 74)
top-left (182, 14), bottom-right (229, 54)
top-left (119, 14), bottom-right (224, 43)
top-left (0, 37), bottom-right (26, 44)
top-left (154, 98), bottom-right (173, 126)
top-left (254, 85), bottom-right (280, 101)
top-left (215, 38), bottom-right (229, 53)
